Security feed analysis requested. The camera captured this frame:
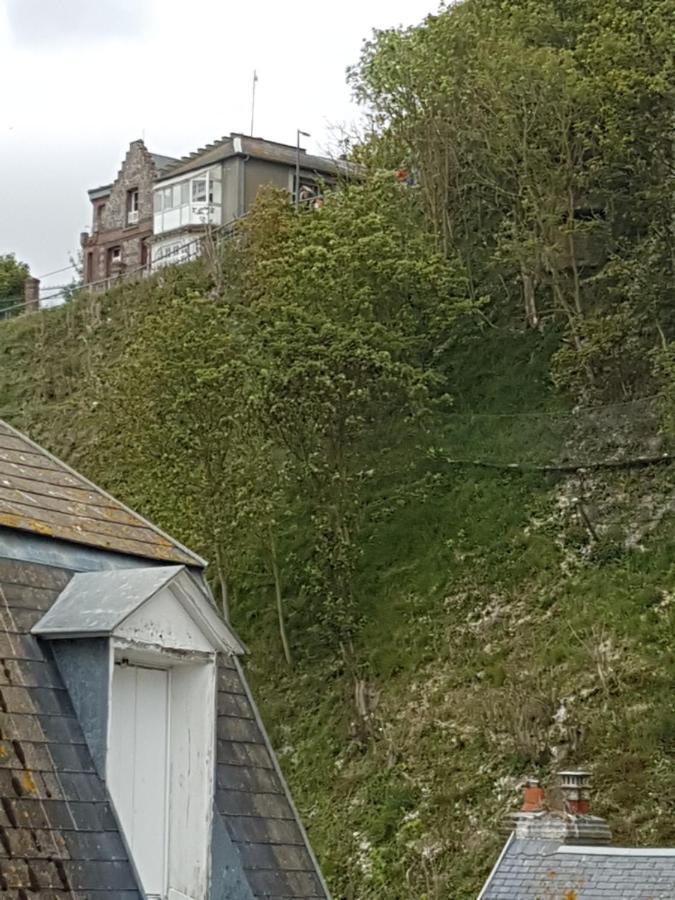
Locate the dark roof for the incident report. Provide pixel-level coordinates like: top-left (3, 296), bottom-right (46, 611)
top-left (150, 152), bottom-right (179, 174)
top-left (215, 657), bottom-right (329, 898)
top-left (0, 551), bottom-right (328, 898)
top-left (0, 419), bottom-right (204, 567)
top-left (157, 132), bottom-right (359, 182)
top-left (481, 836), bottom-right (675, 899)
top-left (0, 556), bottom-right (142, 898)
top-left (88, 184), bottom-right (112, 200)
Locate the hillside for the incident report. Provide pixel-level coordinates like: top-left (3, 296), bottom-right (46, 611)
top-left (3, 3), bottom-right (674, 895)
top-left (1, 268), bottom-right (673, 899)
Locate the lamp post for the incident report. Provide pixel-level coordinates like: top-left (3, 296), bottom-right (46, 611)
top-left (295, 129), bottom-right (310, 210)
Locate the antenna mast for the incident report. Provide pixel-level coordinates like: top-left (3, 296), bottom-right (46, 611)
top-left (250, 70), bottom-right (258, 135)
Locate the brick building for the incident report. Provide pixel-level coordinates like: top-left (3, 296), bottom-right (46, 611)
top-left (82, 140), bottom-right (176, 289)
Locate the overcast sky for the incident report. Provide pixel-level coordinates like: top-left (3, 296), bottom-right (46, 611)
top-left (0, 0), bottom-right (436, 296)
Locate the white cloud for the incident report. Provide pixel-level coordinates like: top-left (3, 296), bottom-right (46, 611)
top-left (5, 0), bottom-right (148, 45)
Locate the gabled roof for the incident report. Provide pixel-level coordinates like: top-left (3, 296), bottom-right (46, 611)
top-left (150, 152), bottom-right (178, 174)
top-left (156, 132), bottom-right (359, 182)
top-left (480, 837), bottom-right (675, 899)
top-left (32, 565), bottom-right (245, 654)
top-left (0, 419), bottom-right (204, 566)
top-left (0, 552), bottom-right (329, 899)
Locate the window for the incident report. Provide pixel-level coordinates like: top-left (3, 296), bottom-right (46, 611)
top-left (94, 202), bottom-right (105, 232)
top-left (192, 178), bottom-right (207, 204)
top-left (163, 187), bottom-right (173, 211)
top-left (127, 189), bottom-right (139, 225)
top-left (180, 182), bottom-right (190, 205)
top-left (106, 246), bottom-right (121, 277)
top-left (154, 191), bottom-right (163, 213)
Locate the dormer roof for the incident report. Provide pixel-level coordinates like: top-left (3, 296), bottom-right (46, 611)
top-left (32, 564), bottom-right (244, 654)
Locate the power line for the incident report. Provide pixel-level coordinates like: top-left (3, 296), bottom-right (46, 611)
top-left (438, 452), bottom-right (674, 474)
top-left (37, 262), bottom-right (78, 279)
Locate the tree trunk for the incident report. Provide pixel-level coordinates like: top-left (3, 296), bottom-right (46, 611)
top-left (521, 268), bottom-right (539, 329)
top-left (268, 530), bottom-right (292, 668)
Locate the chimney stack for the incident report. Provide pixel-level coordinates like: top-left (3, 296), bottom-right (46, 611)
top-left (23, 276), bottom-right (40, 314)
top-left (509, 771), bottom-right (611, 846)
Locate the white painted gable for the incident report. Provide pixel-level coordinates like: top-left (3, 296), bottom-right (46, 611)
top-left (114, 585), bottom-right (215, 654)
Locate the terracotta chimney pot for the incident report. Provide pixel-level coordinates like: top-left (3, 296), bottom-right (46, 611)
top-left (521, 778), bottom-right (546, 812)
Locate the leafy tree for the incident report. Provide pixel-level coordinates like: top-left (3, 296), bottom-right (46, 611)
top-left (350, 0), bottom-right (675, 399)
top-left (0, 253), bottom-right (29, 317)
top-left (237, 180), bottom-right (470, 664)
top-left (104, 177), bottom-right (471, 673)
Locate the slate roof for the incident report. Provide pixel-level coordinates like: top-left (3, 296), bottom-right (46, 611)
top-left (149, 152), bottom-right (179, 174)
top-left (215, 657), bottom-right (328, 898)
top-left (0, 420), bottom-right (330, 898)
top-left (157, 132), bottom-right (359, 182)
top-left (0, 419), bottom-right (203, 566)
top-left (0, 556), bottom-right (142, 898)
top-left (481, 836), bottom-right (675, 899)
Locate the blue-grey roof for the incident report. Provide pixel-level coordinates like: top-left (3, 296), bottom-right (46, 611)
top-left (0, 556), bottom-right (143, 897)
top-left (0, 552), bottom-right (329, 898)
top-left (481, 837), bottom-right (675, 899)
top-left (150, 152), bottom-right (179, 173)
top-left (30, 565), bottom-right (182, 636)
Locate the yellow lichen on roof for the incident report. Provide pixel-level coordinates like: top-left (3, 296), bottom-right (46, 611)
top-left (0, 420), bottom-right (204, 567)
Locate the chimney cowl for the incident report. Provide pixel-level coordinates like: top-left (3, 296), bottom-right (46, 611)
top-left (559, 769), bottom-right (591, 816)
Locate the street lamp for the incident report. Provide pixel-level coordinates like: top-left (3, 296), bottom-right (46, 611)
top-left (296, 129), bottom-right (310, 210)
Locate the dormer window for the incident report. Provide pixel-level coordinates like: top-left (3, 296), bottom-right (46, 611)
top-left (32, 565), bottom-right (243, 900)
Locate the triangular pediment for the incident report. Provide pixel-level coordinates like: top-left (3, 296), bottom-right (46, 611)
top-left (32, 565), bottom-right (244, 655)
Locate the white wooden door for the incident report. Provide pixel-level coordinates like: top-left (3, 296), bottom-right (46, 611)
top-left (109, 663), bottom-right (169, 899)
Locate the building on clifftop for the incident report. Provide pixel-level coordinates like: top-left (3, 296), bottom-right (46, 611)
top-left (149, 133), bottom-right (357, 270)
top-left (81, 140), bottom-right (177, 291)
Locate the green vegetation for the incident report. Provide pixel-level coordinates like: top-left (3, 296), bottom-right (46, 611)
top-left (0, 253), bottom-right (29, 317)
top-left (1, 1), bottom-right (674, 897)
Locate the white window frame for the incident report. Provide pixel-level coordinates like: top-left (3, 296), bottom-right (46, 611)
top-left (109, 660), bottom-right (172, 899)
top-left (104, 582), bottom-right (220, 900)
top-left (192, 177), bottom-right (207, 204)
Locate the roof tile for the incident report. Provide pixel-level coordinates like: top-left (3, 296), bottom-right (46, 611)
top-left (0, 420), bottom-right (203, 566)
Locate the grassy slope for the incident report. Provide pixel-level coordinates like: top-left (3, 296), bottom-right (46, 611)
top-left (1, 286), bottom-right (673, 899)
